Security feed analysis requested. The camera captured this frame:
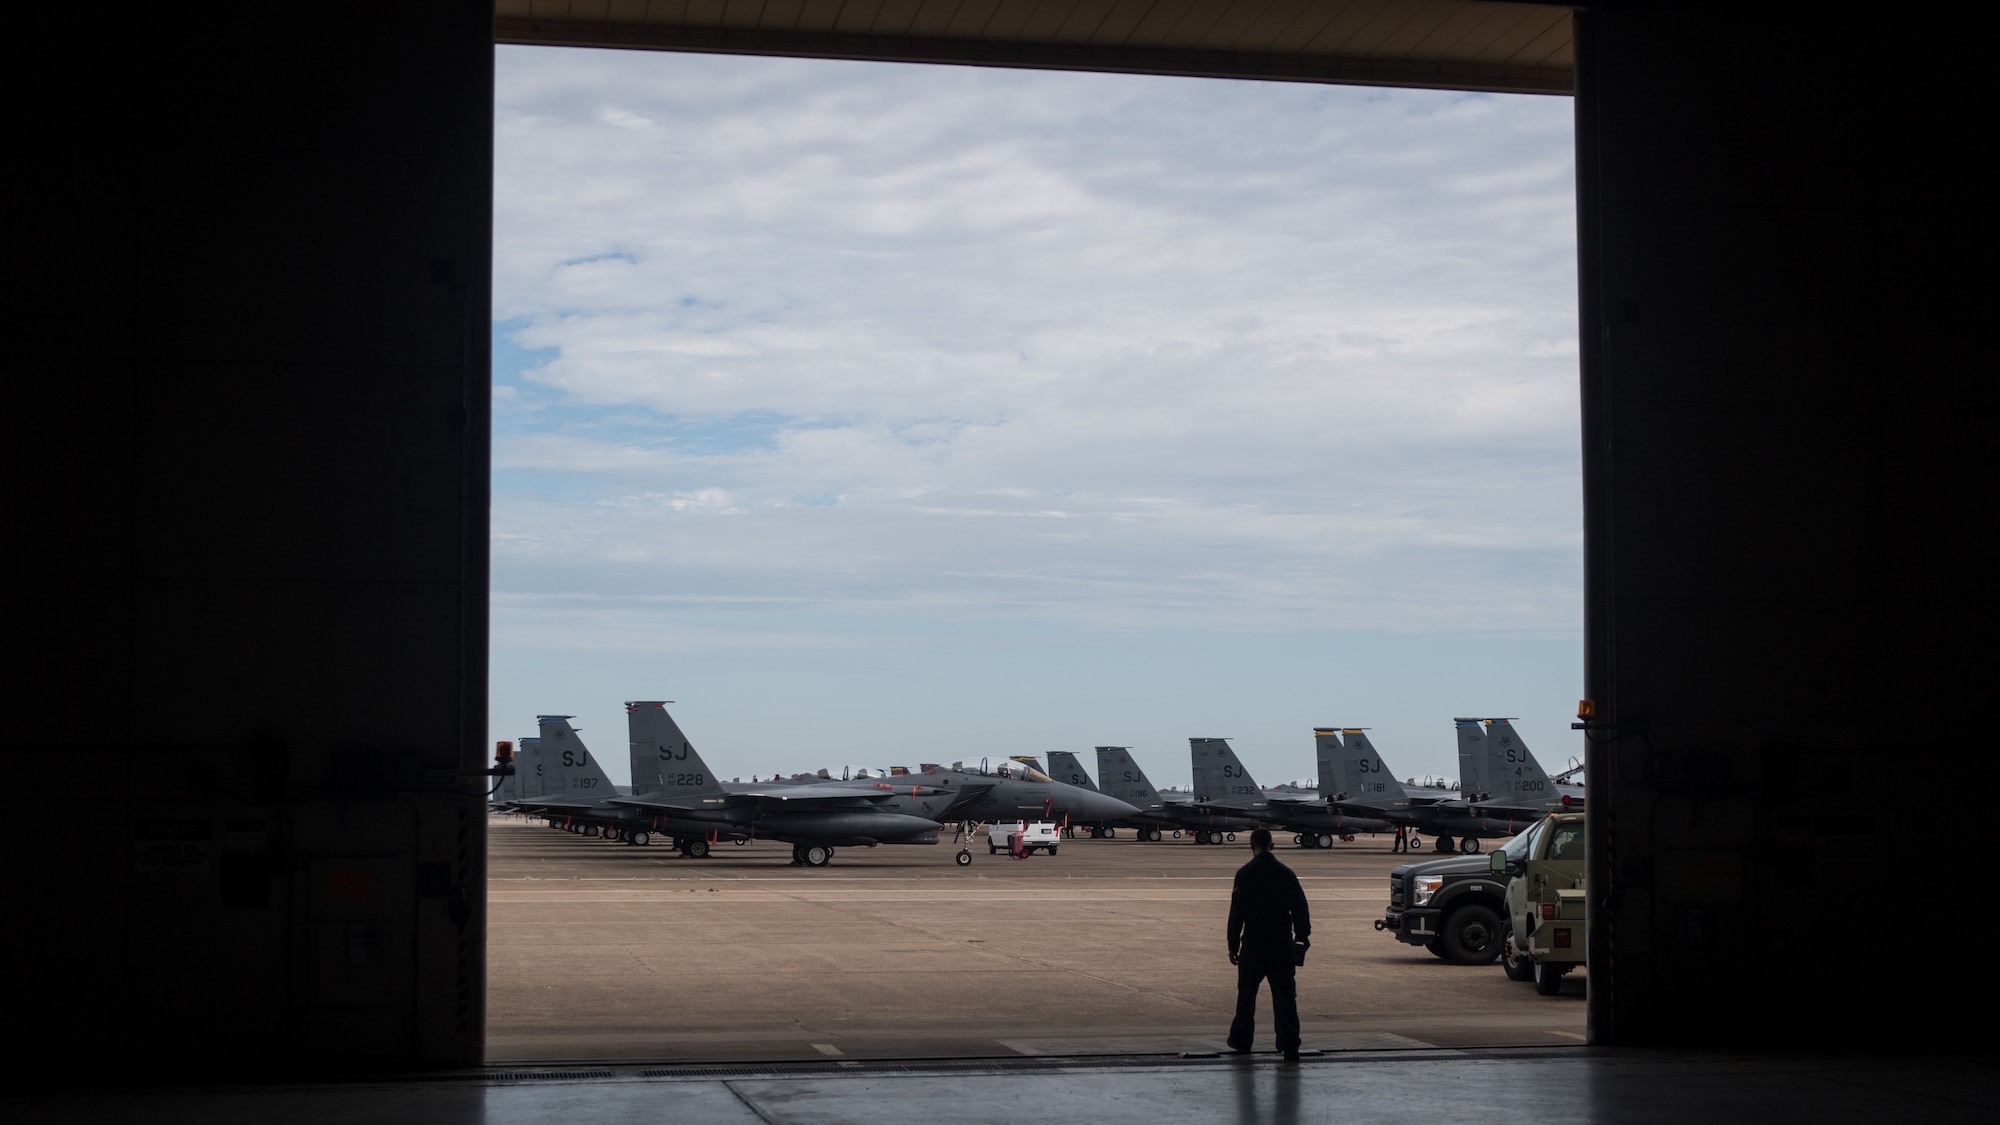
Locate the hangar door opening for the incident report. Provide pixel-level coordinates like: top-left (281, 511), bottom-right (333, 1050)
top-left (487, 45), bottom-right (1584, 1063)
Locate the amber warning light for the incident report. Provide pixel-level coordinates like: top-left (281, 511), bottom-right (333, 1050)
top-left (1576, 700), bottom-right (1595, 720)
top-left (496, 741), bottom-right (514, 768)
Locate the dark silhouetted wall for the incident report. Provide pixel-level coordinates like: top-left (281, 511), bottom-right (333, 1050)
top-left (1576, 5), bottom-right (1985, 1042)
top-left (17, 1), bottom-right (493, 1074)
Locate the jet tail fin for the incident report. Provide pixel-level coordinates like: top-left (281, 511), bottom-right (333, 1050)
top-left (535, 716), bottom-right (616, 799)
top-left (1483, 719), bottom-right (1565, 810)
top-left (626, 700), bottom-right (728, 799)
top-left (1094, 747), bottom-right (1162, 806)
top-left (1047, 751), bottom-right (1099, 792)
top-left (1313, 729), bottom-right (1345, 798)
top-left (1335, 729), bottom-right (1411, 807)
top-left (1455, 719), bottom-right (1493, 801)
top-left (512, 737), bottom-right (544, 798)
top-left (1190, 737), bottom-right (1259, 802)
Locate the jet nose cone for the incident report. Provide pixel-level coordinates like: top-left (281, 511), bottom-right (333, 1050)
top-left (1079, 791), bottom-right (1140, 821)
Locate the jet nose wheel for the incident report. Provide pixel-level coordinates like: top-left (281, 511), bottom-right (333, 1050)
top-left (955, 849), bottom-right (972, 866)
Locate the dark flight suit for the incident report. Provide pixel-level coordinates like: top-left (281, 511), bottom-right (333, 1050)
top-left (1226, 849), bottom-right (1312, 1054)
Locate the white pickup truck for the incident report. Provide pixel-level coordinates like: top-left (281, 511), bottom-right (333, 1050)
top-left (988, 821), bottom-right (1062, 855)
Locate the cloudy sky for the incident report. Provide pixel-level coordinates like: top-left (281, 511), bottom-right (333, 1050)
top-left (491, 45), bottom-right (1582, 787)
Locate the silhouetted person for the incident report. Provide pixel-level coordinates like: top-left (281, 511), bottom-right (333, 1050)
top-left (1226, 827), bottom-right (1310, 1059)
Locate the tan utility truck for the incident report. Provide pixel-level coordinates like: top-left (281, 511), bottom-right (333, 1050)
top-left (1492, 810), bottom-right (1586, 995)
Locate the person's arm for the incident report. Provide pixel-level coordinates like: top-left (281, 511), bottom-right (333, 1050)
top-left (1290, 872), bottom-right (1312, 946)
top-left (1226, 875), bottom-right (1245, 964)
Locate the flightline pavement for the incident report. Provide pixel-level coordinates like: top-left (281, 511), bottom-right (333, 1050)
top-left (487, 816), bottom-right (1585, 1064)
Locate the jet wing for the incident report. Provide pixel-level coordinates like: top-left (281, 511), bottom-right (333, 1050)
top-left (1472, 789), bottom-right (1583, 817)
top-left (510, 796), bottom-right (617, 814)
top-left (1318, 795), bottom-right (1417, 817)
top-left (609, 792), bottom-right (750, 813)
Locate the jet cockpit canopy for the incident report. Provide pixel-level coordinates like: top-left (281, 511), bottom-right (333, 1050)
top-left (952, 758), bottom-right (1055, 784)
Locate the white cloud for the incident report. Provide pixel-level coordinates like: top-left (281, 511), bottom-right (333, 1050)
top-left (489, 48), bottom-right (1583, 776)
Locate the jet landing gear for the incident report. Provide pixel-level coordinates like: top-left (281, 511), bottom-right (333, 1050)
top-left (955, 849), bottom-right (973, 866)
top-left (1433, 835), bottom-right (1457, 854)
top-left (790, 843), bottom-right (834, 868)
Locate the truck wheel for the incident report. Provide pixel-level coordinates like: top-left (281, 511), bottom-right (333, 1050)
top-left (1502, 924), bottom-right (1535, 982)
top-left (955, 849), bottom-right (972, 866)
top-left (1425, 939), bottom-right (1452, 959)
top-left (1441, 905), bottom-right (1502, 964)
top-left (1048, 846), bottom-right (1059, 855)
top-left (1534, 960), bottom-right (1568, 995)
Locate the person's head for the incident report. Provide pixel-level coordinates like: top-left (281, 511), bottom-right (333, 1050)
top-left (1249, 828), bottom-right (1273, 853)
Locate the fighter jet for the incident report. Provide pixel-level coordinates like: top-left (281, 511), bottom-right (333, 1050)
top-left (499, 718), bottom-right (656, 840)
top-left (1319, 727), bottom-right (1544, 853)
top-left (612, 701), bottom-right (950, 867)
top-left (1092, 746), bottom-right (1263, 843)
top-left (1455, 718), bottom-right (1585, 815)
top-left (1188, 737), bottom-right (1396, 848)
top-left (924, 756), bottom-right (1142, 835)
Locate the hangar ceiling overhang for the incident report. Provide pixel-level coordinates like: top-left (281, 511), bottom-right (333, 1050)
top-left (495, 1), bottom-right (1576, 95)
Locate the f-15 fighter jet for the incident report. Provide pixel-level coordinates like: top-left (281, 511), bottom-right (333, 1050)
top-left (1092, 746), bottom-right (1264, 843)
top-left (1188, 737), bottom-right (1396, 847)
top-left (613, 701), bottom-right (951, 868)
top-left (1455, 718), bottom-right (1584, 816)
top-left (1319, 727), bottom-right (1551, 853)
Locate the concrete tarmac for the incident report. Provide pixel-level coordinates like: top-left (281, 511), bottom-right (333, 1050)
top-left (487, 817), bottom-right (1584, 1064)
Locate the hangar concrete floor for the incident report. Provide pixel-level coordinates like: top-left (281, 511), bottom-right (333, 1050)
top-left (20, 1049), bottom-right (1994, 1123)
